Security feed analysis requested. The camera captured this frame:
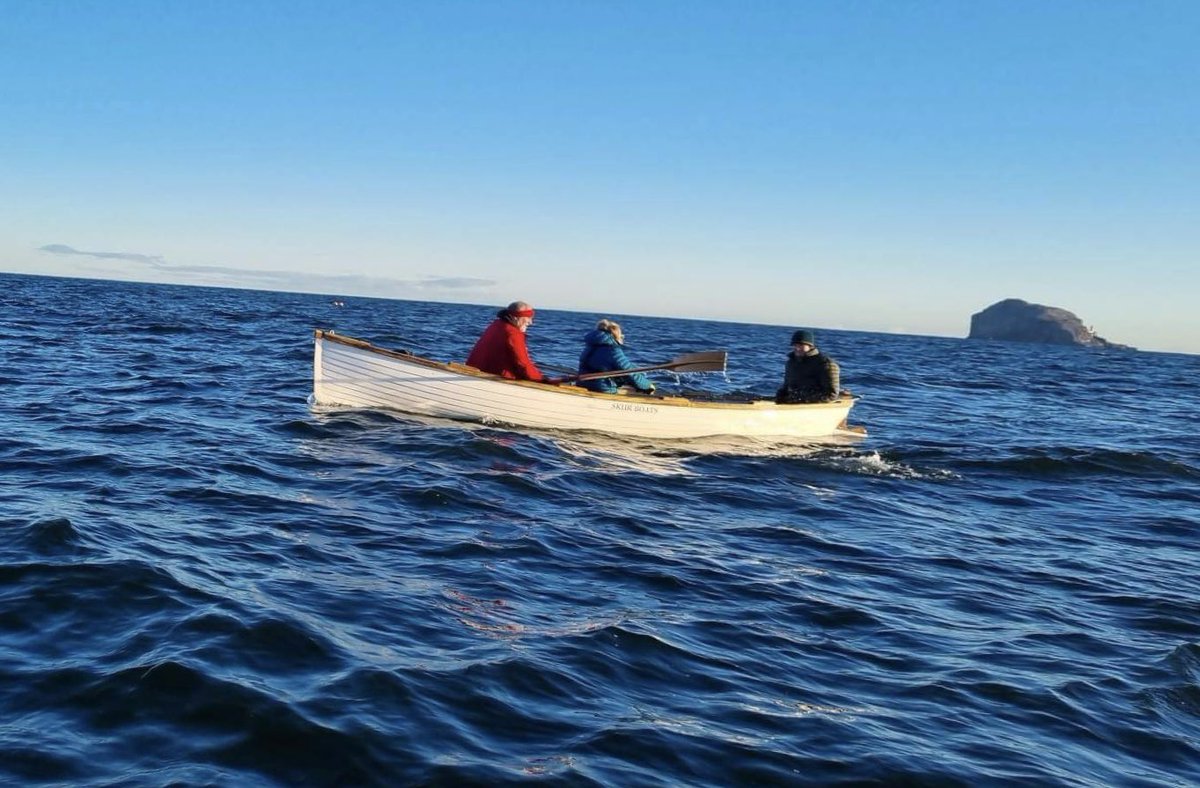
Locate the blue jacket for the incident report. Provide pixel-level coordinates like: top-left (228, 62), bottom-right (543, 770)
top-left (577, 329), bottom-right (655, 393)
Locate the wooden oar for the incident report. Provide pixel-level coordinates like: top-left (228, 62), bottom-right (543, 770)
top-left (566, 350), bottom-right (727, 383)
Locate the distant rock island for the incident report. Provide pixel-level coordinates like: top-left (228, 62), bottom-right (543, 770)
top-left (968, 299), bottom-right (1133, 350)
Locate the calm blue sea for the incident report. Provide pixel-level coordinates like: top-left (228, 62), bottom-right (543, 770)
top-left (2, 272), bottom-right (1198, 786)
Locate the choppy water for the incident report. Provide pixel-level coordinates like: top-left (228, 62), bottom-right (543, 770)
top-left (2, 272), bottom-right (1198, 786)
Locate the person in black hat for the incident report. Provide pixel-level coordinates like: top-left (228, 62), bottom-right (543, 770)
top-left (775, 329), bottom-right (841, 404)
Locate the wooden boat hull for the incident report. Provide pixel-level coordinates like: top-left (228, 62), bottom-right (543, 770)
top-left (312, 330), bottom-right (858, 440)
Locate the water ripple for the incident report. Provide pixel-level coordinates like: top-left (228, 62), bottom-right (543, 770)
top-left (2, 274), bottom-right (1199, 785)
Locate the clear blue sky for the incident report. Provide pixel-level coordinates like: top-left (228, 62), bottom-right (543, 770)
top-left (2, 1), bottom-right (1197, 352)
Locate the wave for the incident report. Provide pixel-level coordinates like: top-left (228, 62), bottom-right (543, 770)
top-left (953, 446), bottom-right (1200, 480)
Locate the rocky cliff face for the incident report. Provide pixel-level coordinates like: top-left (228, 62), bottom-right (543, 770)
top-left (968, 299), bottom-right (1132, 349)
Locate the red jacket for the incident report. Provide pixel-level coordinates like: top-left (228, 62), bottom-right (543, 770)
top-left (466, 318), bottom-right (544, 381)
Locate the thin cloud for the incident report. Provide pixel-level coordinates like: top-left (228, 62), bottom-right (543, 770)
top-left (415, 276), bottom-right (495, 289)
top-left (39, 243), bottom-right (165, 266)
top-left (38, 243), bottom-right (497, 295)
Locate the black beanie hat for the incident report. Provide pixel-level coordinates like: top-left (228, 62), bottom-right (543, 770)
top-left (791, 329), bottom-right (815, 346)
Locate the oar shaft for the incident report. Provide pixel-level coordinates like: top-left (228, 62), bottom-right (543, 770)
top-left (572, 363), bottom-right (676, 382)
top-left (566, 350), bottom-right (726, 383)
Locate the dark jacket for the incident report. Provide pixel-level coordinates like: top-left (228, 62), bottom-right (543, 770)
top-left (466, 313), bottom-right (544, 381)
top-left (775, 349), bottom-right (840, 403)
top-left (578, 329), bottom-right (654, 393)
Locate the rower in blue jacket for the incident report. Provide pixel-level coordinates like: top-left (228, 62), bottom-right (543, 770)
top-left (577, 319), bottom-right (657, 395)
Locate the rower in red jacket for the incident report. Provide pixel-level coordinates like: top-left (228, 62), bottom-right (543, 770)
top-left (466, 301), bottom-right (549, 381)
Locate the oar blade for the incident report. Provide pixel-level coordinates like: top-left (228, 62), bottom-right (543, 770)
top-left (668, 350), bottom-right (727, 374)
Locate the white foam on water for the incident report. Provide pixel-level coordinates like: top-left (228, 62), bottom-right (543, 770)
top-left (819, 450), bottom-right (960, 481)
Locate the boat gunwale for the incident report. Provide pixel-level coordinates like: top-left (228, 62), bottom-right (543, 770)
top-left (314, 329), bottom-right (856, 412)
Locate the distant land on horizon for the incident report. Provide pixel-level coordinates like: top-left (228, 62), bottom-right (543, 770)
top-left (968, 298), bottom-right (1134, 351)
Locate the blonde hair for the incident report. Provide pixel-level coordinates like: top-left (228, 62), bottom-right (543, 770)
top-left (596, 319), bottom-right (623, 345)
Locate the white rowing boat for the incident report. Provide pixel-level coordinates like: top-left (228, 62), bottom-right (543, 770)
top-left (312, 330), bottom-right (861, 439)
